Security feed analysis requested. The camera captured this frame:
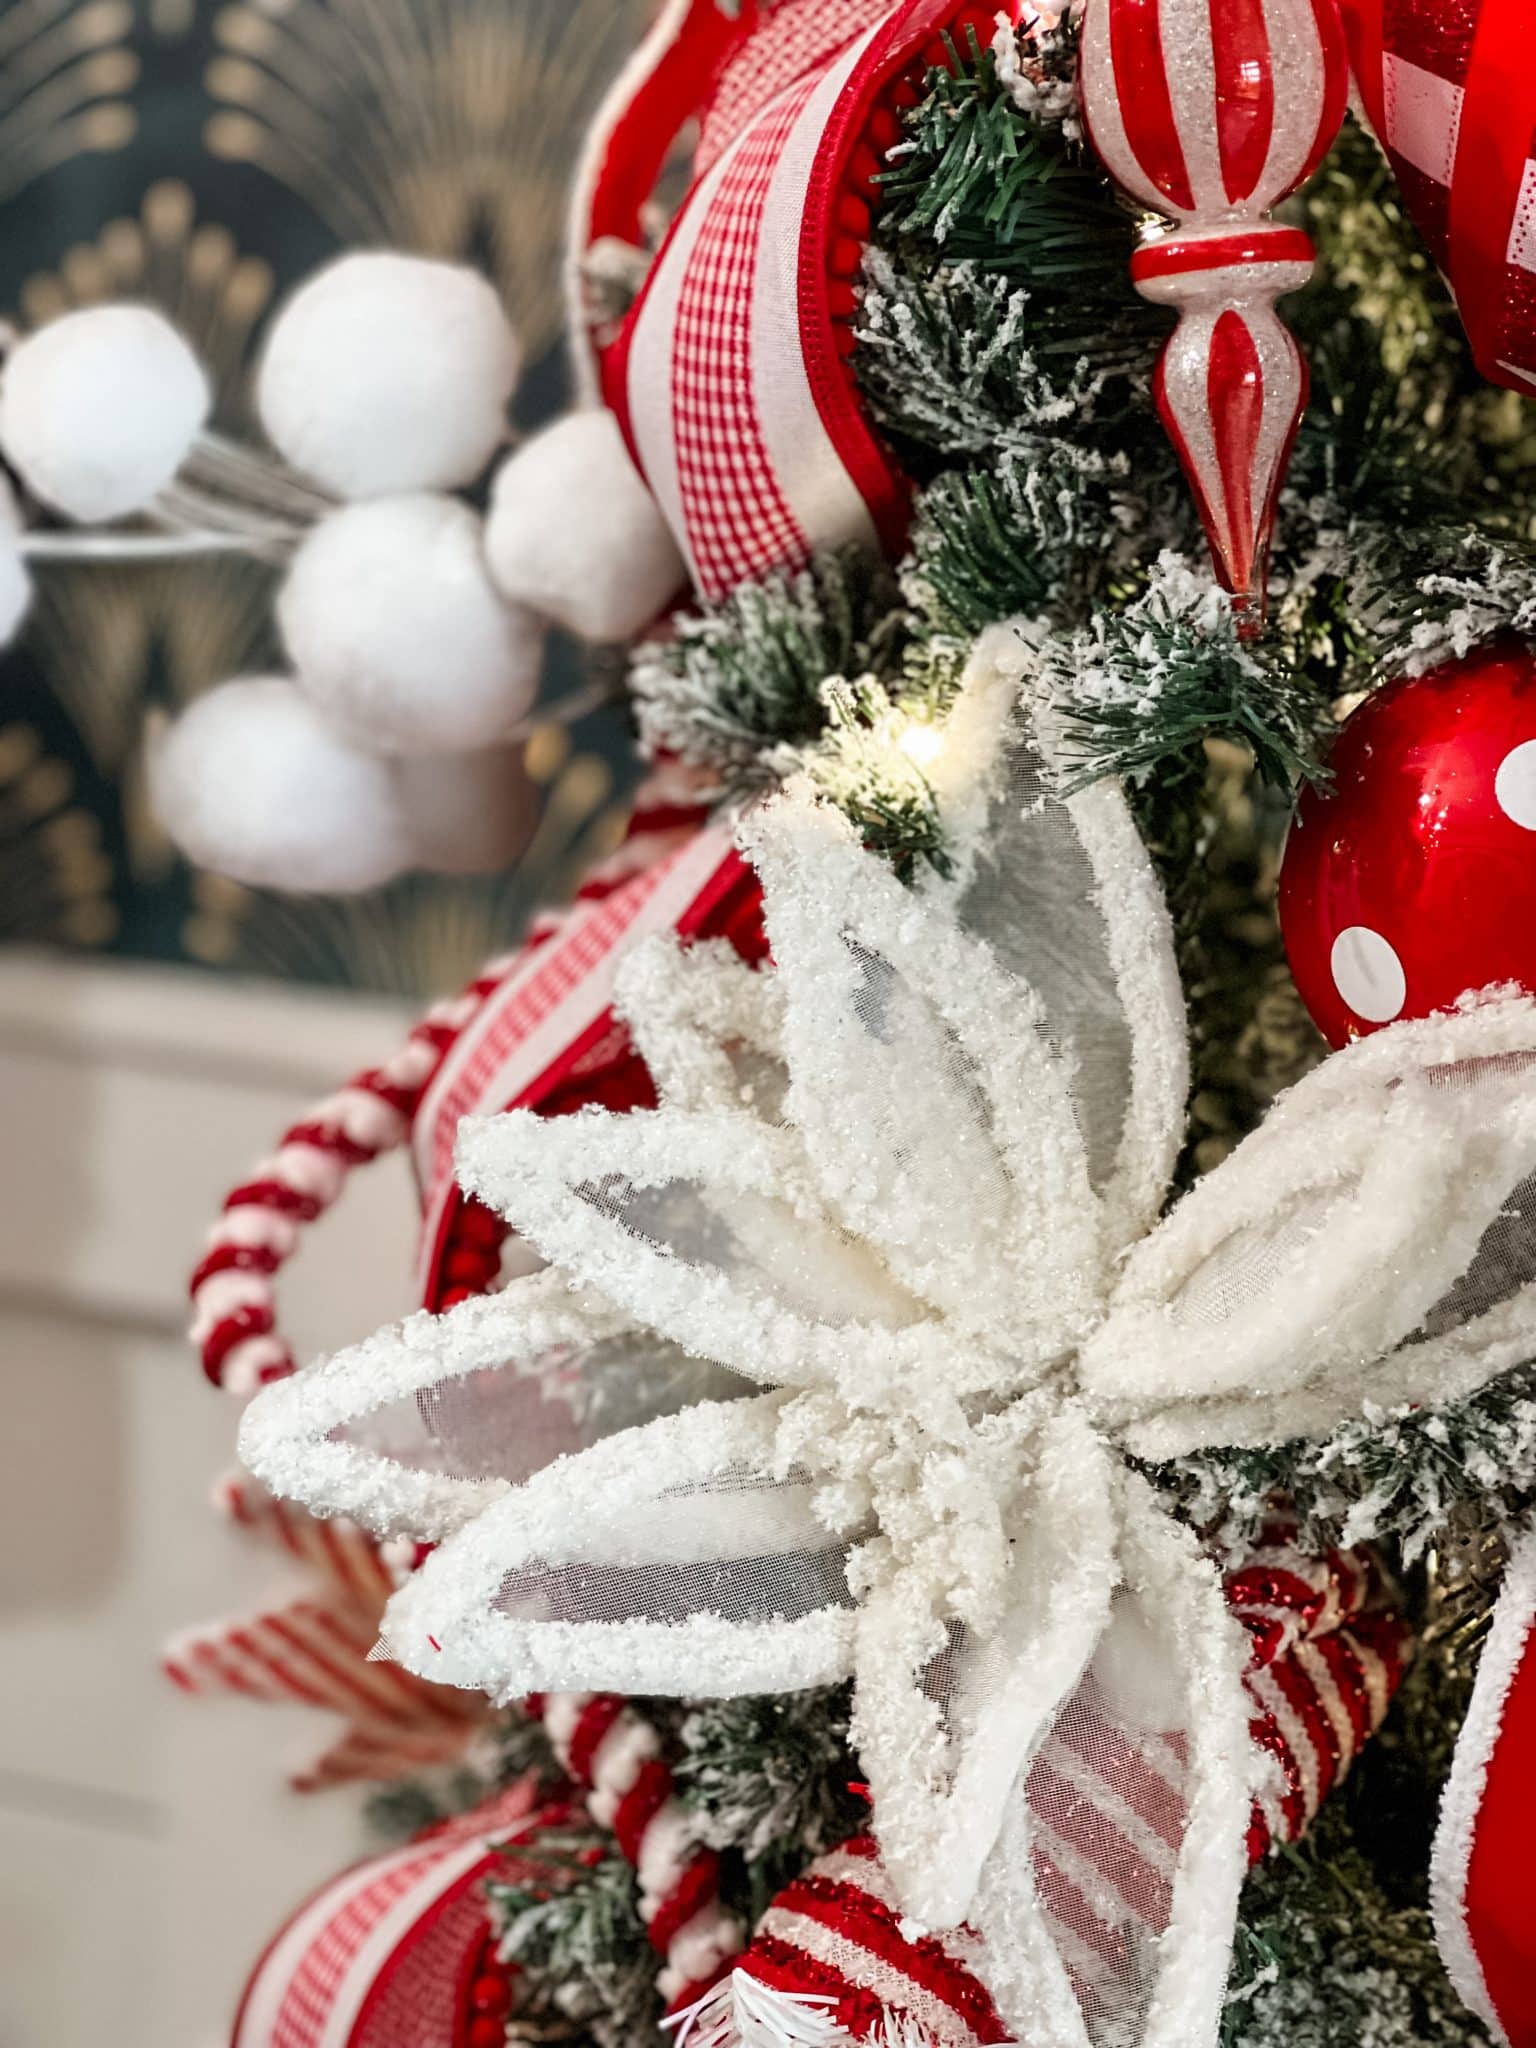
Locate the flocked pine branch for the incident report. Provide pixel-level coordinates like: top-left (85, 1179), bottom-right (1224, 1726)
top-left (989, 9), bottom-right (1082, 135)
top-left (902, 449), bottom-right (1154, 639)
top-left (486, 1833), bottom-right (660, 2048)
top-left (675, 1688), bottom-right (864, 1922)
top-left (1048, 554), bottom-right (1327, 795)
top-left (1349, 526), bottom-right (1536, 679)
top-left (1156, 1351), bottom-right (1536, 1566)
top-left (799, 675), bottom-right (952, 881)
top-left (874, 18), bottom-right (1140, 320)
top-left (1220, 1799), bottom-right (1494, 2048)
top-left (631, 549), bottom-right (904, 787)
top-left (854, 252), bottom-right (1150, 464)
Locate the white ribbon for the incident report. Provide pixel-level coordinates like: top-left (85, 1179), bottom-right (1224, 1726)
top-left (241, 625), bottom-right (1536, 2048)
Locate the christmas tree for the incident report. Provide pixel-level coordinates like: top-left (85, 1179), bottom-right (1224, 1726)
top-left (16, 0), bottom-right (1534, 2042)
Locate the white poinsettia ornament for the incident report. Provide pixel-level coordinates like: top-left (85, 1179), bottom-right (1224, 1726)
top-left (241, 626), bottom-right (1536, 2048)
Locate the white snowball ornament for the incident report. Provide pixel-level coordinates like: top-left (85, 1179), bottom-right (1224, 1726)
top-left (151, 677), bottom-right (410, 893)
top-left (277, 494), bottom-right (543, 755)
top-left (0, 477), bottom-right (32, 647)
top-left (484, 410), bottom-right (685, 642)
top-left (0, 306), bottom-right (209, 522)
top-left (256, 253), bottom-right (519, 498)
top-left (395, 747), bottom-right (535, 875)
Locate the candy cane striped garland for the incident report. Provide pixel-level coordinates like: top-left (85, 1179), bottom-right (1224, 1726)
top-left (1229, 1530), bottom-right (1411, 1858)
top-left (531, 1692), bottom-right (747, 2009)
top-left (188, 771), bottom-right (717, 1396)
top-left (188, 973), bottom-right (503, 1396)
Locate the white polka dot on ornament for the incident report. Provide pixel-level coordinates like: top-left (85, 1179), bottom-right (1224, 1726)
top-left (1495, 739), bottom-right (1536, 830)
top-left (484, 410), bottom-right (685, 642)
top-left (256, 252), bottom-right (520, 498)
top-left (0, 305), bottom-right (210, 522)
top-left (1330, 925), bottom-right (1407, 1025)
top-left (150, 677), bottom-right (412, 893)
top-left (1280, 645), bottom-right (1536, 1046)
top-left (277, 494), bottom-right (544, 756)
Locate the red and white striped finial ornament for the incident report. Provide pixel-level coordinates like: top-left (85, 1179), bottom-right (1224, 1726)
top-left (1079, 0), bottom-right (1349, 631)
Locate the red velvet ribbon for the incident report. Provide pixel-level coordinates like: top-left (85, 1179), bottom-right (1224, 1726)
top-left (1463, 1609), bottom-right (1536, 2045)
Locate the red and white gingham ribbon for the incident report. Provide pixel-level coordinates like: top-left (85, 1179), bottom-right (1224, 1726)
top-left (611, 1), bottom-right (1003, 599)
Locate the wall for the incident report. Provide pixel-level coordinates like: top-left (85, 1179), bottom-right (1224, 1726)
top-left (0, 951), bottom-right (420, 2045)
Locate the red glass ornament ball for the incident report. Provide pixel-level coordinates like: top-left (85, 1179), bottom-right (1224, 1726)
top-left (466, 2018), bottom-right (505, 2048)
top-left (1279, 639), bottom-right (1536, 1048)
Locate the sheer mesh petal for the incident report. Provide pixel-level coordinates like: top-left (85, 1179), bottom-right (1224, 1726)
top-left (1083, 999), bottom-right (1536, 1453)
top-left (851, 1407), bottom-right (1120, 1933)
top-left (940, 670), bottom-right (1189, 1256)
top-left (239, 1271), bottom-right (638, 1542)
top-left (746, 792), bottom-right (1104, 1359)
top-left (973, 1470), bottom-right (1254, 2048)
top-left (455, 1102), bottom-right (943, 1392)
top-left (377, 1394), bottom-right (859, 1702)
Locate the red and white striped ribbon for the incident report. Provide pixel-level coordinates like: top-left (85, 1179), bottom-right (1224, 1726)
top-left (164, 1474), bottom-right (485, 1794)
top-left (230, 1781), bottom-right (555, 2048)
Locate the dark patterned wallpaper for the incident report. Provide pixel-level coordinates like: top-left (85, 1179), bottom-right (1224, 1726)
top-left (0, 0), bottom-right (651, 996)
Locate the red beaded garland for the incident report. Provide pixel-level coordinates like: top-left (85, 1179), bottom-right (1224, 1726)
top-left (1279, 639), bottom-right (1536, 1047)
top-left (469, 1974), bottom-right (513, 2018)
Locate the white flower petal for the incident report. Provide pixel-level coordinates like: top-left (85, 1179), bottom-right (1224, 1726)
top-left (238, 1268), bottom-right (631, 1541)
top-left (937, 637), bottom-right (1188, 1257)
top-left (852, 1406), bottom-right (1119, 1932)
top-left (613, 933), bottom-right (787, 1118)
top-left (747, 789), bottom-right (1103, 1359)
top-left (974, 1468), bottom-right (1255, 2048)
top-left (455, 1101), bottom-right (937, 1393)
top-left (377, 1394), bottom-right (859, 1701)
top-left (1086, 997), bottom-right (1536, 1452)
